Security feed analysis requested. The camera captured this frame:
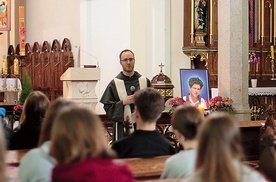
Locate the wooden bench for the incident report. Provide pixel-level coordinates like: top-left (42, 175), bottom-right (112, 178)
top-left (5, 149), bottom-right (28, 166)
top-left (115, 155), bottom-right (170, 180)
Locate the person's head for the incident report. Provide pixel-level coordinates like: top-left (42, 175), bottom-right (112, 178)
top-left (171, 105), bottom-right (202, 141)
top-left (119, 49), bottom-right (135, 75)
top-left (196, 112), bottom-right (243, 182)
top-left (38, 97), bottom-right (76, 146)
top-left (134, 87), bottom-right (164, 123)
top-left (188, 77), bottom-right (204, 98)
top-left (50, 105), bottom-right (113, 164)
top-left (20, 91), bottom-right (50, 126)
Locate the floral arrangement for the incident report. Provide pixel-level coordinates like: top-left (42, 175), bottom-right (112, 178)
top-left (248, 52), bottom-right (260, 79)
top-left (209, 96), bottom-right (234, 113)
top-left (168, 97), bottom-right (185, 115)
top-left (13, 105), bottom-right (23, 122)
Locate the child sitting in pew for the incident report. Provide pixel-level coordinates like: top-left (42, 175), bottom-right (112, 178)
top-left (185, 112), bottom-right (266, 182)
top-left (161, 105), bottom-right (202, 179)
top-left (112, 88), bottom-right (175, 158)
top-left (18, 97), bottom-right (76, 182)
top-left (10, 91), bottom-right (50, 150)
top-left (50, 105), bottom-right (134, 182)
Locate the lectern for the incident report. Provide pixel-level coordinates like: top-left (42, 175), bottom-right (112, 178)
top-left (60, 67), bottom-right (100, 110)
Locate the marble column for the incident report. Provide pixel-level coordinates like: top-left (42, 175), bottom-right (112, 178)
top-left (218, 0), bottom-right (251, 121)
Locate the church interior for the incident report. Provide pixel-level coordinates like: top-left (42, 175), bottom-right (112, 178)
top-left (0, 0), bottom-right (275, 181)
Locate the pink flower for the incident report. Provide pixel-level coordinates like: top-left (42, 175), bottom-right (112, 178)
top-left (169, 97), bottom-right (185, 106)
top-left (13, 105), bottom-right (23, 111)
top-left (209, 96), bottom-right (234, 113)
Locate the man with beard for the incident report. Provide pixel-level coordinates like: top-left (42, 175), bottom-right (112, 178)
top-left (100, 49), bottom-right (151, 142)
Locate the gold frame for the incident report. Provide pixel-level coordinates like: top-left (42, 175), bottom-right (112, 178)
top-left (0, 0), bottom-right (10, 31)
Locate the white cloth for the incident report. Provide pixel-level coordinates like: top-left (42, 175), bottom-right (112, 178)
top-left (161, 149), bottom-right (196, 179)
top-left (183, 95), bottom-right (208, 109)
top-left (211, 87), bottom-right (276, 97)
top-left (114, 76), bottom-right (147, 123)
top-left (0, 78), bottom-right (22, 103)
top-left (18, 141), bottom-right (57, 182)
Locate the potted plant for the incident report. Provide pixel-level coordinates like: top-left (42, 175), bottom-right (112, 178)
top-left (248, 52), bottom-right (260, 88)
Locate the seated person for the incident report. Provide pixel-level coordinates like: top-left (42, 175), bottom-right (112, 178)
top-left (259, 126), bottom-right (276, 181)
top-left (50, 105), bottom-right (134, 182)
top-left (18, 98), bottom-right (76, 182)
top-left (186, 112), bottom-right (266, 182)
top-left (161, 105), bottom-right (202, 179)
top-left (183, 77), bottom-right (208, 109)
top-left (0, 107), bottom-right (13, 149)
top-left (0, 121), bottom-right (13, 181)
top-left (10, 91), bottom-right (50, 150)
top-left (112, 87), bottom-right (175, 158)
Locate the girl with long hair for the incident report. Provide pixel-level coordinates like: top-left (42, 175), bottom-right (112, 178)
top-left (50, 105), bottom-right (134, 182)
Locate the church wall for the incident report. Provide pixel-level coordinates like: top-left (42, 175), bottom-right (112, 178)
top-left (170, 0), bottom-right (190, 98)
top-left (23, 0), bottom-right (189, 114)
top-left (26, 0), bottom-right (80, 66)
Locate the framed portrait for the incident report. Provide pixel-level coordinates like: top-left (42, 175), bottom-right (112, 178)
top-left (0, 0), bottom-right (10, 31)
top-left (180, 69), bottom-right (210, 108)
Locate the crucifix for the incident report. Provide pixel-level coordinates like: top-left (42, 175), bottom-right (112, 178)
top-left (158, 63), bottom-right (164, 73)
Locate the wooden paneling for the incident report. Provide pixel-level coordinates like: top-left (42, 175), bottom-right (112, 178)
top-left (7, 38), bottom-right (74, 101)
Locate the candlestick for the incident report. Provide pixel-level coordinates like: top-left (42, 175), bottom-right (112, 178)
top-left (19, 6), bottom-right (25, 56)
top-left (14, 58), bottom-right (19, 75)
top-left (271, 45), bottom-right (275, 60)
top-left (2, 59), bottom-right (7, 75)
top-left (197, 105), bottom-right (205, 117)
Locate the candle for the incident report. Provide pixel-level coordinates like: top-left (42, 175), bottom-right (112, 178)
top-left (271, 45), bottom-right (275, 60)
top-left (14, 59), bottom-right (19, 75)
top-left (197, 105), bottom-right (205, 117)
top-left (2, 59), bottom-right (7, 75)
top-left (19, 6), bottom-right (25, 56)
top-left (256, 63), bottom-right (258, 72)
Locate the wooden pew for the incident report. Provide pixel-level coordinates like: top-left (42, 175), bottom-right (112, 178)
top-left (4, 150), bottom-right (28, 181)
top-left (5, 149), bottom-right (28, 166)
top-left (115, 155), bottom-right (170, 180)
top-left (2, 150), bottom-right (263, 182)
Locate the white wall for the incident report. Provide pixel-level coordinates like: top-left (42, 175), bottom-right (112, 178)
top-left (130, 0), bottom-right (171, 79)
top-left (26, 0), bottom-right (80, 65)
top-left (23, 0), bottom-right (189, 114)
top-left (170, 0), bottom-right (190, 97)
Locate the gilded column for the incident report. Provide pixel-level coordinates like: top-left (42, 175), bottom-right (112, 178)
top-left (191, 0), bottom-right (194, 44)
top-left (210, 0), bottom-right (213, 45)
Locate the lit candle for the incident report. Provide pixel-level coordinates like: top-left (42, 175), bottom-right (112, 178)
top-left (2, 59), bottom-right (7, 75)
top-left (197, 104), bottom-right (205, 117)
top-left (19, 6), bottom-right (25, 56)
top-left (271, 45), bottom-right (275, 60)
top-left (14, 59), bottom-right (19, 75)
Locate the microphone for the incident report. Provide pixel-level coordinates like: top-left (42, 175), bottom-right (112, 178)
top-left (130, 86), bottom-right (136, 95)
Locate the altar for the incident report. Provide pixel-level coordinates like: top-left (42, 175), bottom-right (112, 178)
top-left (211, 87), bottom-right (276, 120)
top-left (0, 78), bottom-right (22, 104)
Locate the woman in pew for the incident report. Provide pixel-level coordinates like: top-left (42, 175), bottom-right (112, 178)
top-left (185, 112), bottom-right (266, 182)
top-left (161, 105), bottom-right (202, 179)
top-left (10, 91), bottom-right (50, 150)
top-left (50, 105), bottom-right (134, 182)
top-left (18, 97), bottom-right (75, 182)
